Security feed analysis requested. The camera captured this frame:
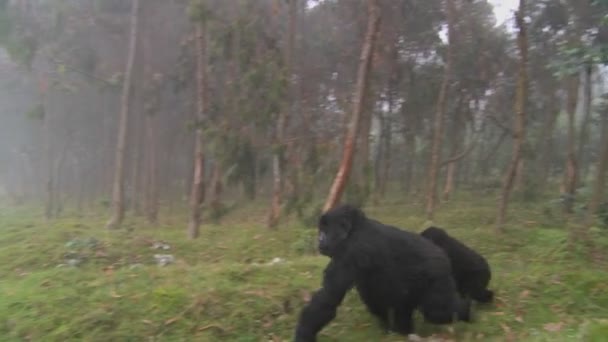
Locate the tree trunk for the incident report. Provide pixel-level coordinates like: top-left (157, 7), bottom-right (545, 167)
top-left (380, 115), bottom-right (392, 197)
top-left (323, 0), bottom-right (381, 212)
top-left (145, 114), bottom-right (159, 224)
top-left (578, 64), bottom-right (593, 183)
top-left (188, 20), bottom-right (208, 239)
top-left (425, 0), bottom-right (455, 219)
top-left (356, 94), bottom-right (374, 195)
top-left (268, 0), bottom-right (297, 228)
top-left (105, 0), bottom-right (139, 229)
top-left (563, 73), bottom-right (580, 213)
top-left (587, 110), bottom-right (608, 225)
top-left (374, 112), bottom-right (384, 195)
top-left (442, 101), bottom-right (464, 202)
top-left (496, 0), bottom-right (528, 231)
top-left (537, 97), bottom-right (558, 192)
top-left (209, 161), bottom-right (223, 221)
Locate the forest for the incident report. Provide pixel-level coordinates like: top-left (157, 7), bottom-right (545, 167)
top-left (0, 0), bottom-right (608, 340)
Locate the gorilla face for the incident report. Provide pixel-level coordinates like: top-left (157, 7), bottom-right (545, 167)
top-left (317, 205), bottom-right (359, 257)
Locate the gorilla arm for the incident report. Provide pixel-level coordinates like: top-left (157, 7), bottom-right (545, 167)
top-left (294, 260), bottom-right (355, 342)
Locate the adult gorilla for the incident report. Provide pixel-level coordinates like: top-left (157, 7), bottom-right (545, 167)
top-left (421, 226), bottom-right (494, 303)
top-left (294, 205), bottom-right (470, 341)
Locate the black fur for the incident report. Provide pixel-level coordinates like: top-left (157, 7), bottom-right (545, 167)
top-left (294, 205), bottom-right (470, 342)
top-left (421, 226), bottom-right (494, 303)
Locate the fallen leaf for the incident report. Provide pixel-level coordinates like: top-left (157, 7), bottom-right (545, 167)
top-left (491, 311), bottom-right (505, 316)
top-left (515, 316), bottom-right (524, 323)
top-left (141, 319), bottom-right (153, 325)
top-left (501, 323), bottom-right (512, 334)
top-left (519, 290), bottom-right (530, 299)
top-left (543, 322), bottom-right (564, 332)
top-left (110, 291), bottom-right (122, 298)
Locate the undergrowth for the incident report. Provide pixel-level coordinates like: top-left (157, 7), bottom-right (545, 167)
top-left (0, 196), bottom-right (607, 341)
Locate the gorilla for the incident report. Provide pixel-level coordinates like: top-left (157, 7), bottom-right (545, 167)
top-left (294, 205), bottom-right (470, 342)
top-left (421, 226), bottom-right (493, 303)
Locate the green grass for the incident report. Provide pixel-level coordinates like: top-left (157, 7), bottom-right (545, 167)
top-left (1, 197), bottom-right (608, 341)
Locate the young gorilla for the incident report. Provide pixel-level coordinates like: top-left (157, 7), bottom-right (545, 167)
top-left (294, 205), bottom-right (470, 342)
top-left (421, 226), bottom-right (493, 303)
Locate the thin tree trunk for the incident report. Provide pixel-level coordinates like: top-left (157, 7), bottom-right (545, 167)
top-left (323, 0), bottom-right (381, 212)
top-left (209, 161), bottom-right (223, 220)
top-left (563, 73), bottom-right (580, 213)
top-left (587, 110), bottom-right (608, 225)
top-left (145, 114), bottom-right (158, 224)
top-left (374, 112), bottom-right (384, 194)
top-left (442, 102), bottom-right (464, 202)
top-left (188, 20), bottom-right (208, 239)
top-left (578, 64), bottom-right (593, 183)
top-left (402, 127), bottom-right (416, 193)
top-left (106, 0), bottom-right (139, 229)
top-left (425, 0), bottom-right (455, 219)
top-left (130, 50), bottom-right (145, 216)
top-left (537, 97), bottom-right (558, 192)
top-left (268, 0), bottom-right (297, 228)
top-left (496, 0), bottom-right (528, 231)
top-left (380, 115), bottom-right (392, 197)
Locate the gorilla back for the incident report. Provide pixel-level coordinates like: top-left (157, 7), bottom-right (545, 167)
top-left (421, 226), bottom-right (494, 303)
top-left (294, 205), bottom-right (470, 342)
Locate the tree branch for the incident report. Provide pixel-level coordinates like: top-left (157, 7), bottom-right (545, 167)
top-left (440, 140), bottom-right (477, 167)
top-left (488, 114), bottom-right (514, 136)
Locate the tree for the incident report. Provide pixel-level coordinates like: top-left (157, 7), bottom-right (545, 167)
top-left (496, 0), bottom-right (528, 231)
top-left (106, 0), bottom-right (140, 230)
top-left (187, 5), bottom-right (209, 239)
top-left (587, 104), bottom-right (608, 226)
top-left (425, 0), bottom-right (456, 220)
top-left (323, 0), bottom-right (381, 212)
top-left (268, 0), bottom-right (297, 228)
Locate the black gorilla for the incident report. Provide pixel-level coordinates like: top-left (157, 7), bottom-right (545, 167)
top-left (294, 205), bottom-right (470, 342)
top-left (421, 226), bottom-right (493, 303)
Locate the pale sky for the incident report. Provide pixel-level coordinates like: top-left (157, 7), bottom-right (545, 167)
top-left (490, 0), bottom-right (519, 26)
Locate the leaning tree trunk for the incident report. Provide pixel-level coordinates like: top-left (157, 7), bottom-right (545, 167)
top-left (496, 0), bottom-right (528, 231)
top-left (187, 20), bottom-right (208, 239)
top-left (323, 0), bottom-right (381, 212)
top-left (106, 0), bottom-right (139, 230)
top-left (425, 0), bottom-right (455, 220)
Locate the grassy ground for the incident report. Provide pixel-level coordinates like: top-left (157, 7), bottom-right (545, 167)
top-left (1, 196), bottom-right (608, 341)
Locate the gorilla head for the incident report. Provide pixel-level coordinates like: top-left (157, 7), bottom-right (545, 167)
top-left (420, 226), bottom-right (449, 242)
top-left (317, 204), bottom-right (364, 257)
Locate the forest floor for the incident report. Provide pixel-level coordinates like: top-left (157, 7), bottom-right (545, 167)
top-left (1, 194), bottom-right (608, 341)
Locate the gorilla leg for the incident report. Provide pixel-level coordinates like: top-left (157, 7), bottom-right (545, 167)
top-left (356, 285), bottom-right (414, 334)
top-left (420, 277), bottom-right (471, 324)
top-left (389, 307), bottom-right (414, 334)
